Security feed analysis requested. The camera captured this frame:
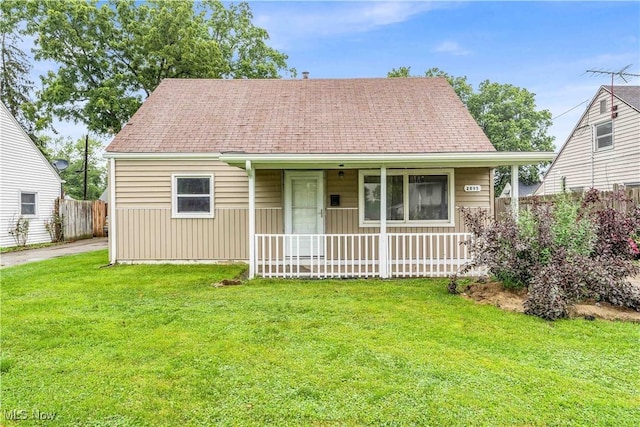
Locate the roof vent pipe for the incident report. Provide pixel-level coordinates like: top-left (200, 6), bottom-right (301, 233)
top-left (302, 71), bottom-right (309, 79)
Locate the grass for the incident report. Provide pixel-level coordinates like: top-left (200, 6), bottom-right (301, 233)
top-left (1, 250), bottom-right (639, 426)
top-left (0, 241), bottom-right (64, 254)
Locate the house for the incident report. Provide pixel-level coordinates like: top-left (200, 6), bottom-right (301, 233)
top-left (536, 85), bottom-right (640, 194)
top-left (0, 102), bottom-right (62, 247)
top-left (498, 181), bottom-right (540, 198)
top-left (104, 77), bottom-right (554, 278)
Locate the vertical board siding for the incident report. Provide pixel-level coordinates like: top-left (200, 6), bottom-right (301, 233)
top-left (117, 208), bottom-right (248, 260)
top-left (256, 208), bottom-right (283, 234)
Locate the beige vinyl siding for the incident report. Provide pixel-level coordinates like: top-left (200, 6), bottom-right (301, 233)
top-left (256, 208), bottom-right (283, 234)
top-left (538, 89), bottom-right (640, 194)
top-left (326, 169), bottom-right (358, 208)
top-left (255, 170), bottom-right (282, 208)
top-left (113, 162), bottom-right (491, 261)
top-left (114, 159), bottom-right (248, 261)
top-left (116, 208), bottom-right (248, 260)
top-left (115, 159), bottom-right (248, 208)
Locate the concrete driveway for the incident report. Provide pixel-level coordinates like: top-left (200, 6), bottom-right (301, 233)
top-left (0, 238), bottom-right (108, 268)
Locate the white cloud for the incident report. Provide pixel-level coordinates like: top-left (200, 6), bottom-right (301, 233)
top-left (254, 2), bottom-right (441, 50)
top-left (433, 40), bottom-right (471, 56)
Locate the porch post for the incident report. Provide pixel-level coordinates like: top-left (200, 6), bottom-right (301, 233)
top-left (511, 164), bottom-right (519, 218)
top-left (379, 166), bottom-right (388, 278)
top-left (247, 160), bottom-right (256, 279)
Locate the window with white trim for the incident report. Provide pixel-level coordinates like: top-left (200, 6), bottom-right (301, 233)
top-left (20, 192), bottom-right (37, 216)
top-left (172, 174), bottom-right (214, 218)
top-left (594, 121), bottom-right (613, 150)
top-left (359, 169), bottom-right (454, 226)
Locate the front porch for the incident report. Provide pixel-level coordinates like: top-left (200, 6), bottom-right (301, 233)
top-left (255, 232), bottom-right (481, 279)
top-left (221, 153), bottom-right (555, 279)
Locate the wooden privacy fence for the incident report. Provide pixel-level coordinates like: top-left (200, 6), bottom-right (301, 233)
top-left (495, 187), bottom-right (640, 219)
top-left (92, 200), bottom-right (107, 237)
top-left (58, 199), bottom-right (107, 241)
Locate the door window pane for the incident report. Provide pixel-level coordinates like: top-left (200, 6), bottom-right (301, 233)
top-left (292, 179), bottom-right (318, 233)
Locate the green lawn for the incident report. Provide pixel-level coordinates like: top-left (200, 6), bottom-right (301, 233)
top-left (1, 250), bottom-right (639, 426)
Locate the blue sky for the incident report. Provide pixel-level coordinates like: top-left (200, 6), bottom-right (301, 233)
top-left (40, 1), bottom-right (640, 151)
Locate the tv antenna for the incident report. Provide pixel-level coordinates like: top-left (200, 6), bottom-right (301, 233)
top-left (585, 65), bottom-right (640, 118)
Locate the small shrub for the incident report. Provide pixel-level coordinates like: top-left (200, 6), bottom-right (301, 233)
top-left (45, 210), bottom-right (64, 242)
top-left (8, 215), bottom-right (30, 247)
top-left (458, 189), bottom-right (640, 320)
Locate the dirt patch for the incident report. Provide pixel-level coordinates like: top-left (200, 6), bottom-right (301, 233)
top-left (460, 280), bottom-right (640, 323)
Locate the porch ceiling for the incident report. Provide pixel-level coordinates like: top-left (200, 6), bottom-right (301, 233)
top-left (221, 152), bottom-right (556, 169)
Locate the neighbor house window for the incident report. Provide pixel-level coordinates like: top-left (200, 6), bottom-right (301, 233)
top-left (172, 174), bottom-right (214, 218)
top-left (359, 169), bottom-right (454, 227)
top-left (599, 99), bottom-right (607, 114)
top-left (20, 192), bottom-right (36, 216)
top-left (594, 121), bottom-right (613, 150)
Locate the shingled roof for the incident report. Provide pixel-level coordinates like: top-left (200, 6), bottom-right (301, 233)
top-left (106, 77), bottom-right (495, 154)
top-left (604, 85), bottom-right (640, 112)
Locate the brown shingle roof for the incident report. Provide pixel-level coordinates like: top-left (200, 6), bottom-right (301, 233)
top-left (106, 77), bottom-right (495, 154)
top-left (605, 85), bottom-right (640, 112)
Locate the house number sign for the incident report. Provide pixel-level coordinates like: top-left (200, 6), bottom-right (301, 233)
top-left (464, 185), bottom-right (481, 192)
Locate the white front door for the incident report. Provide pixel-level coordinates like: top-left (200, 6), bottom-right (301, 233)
top-left (284, 171), bottom-right (324, 256)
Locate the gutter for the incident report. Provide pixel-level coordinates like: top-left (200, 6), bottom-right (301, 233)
top-left (103, 152), bottom-right (222, 160)
top-left (219, 152), bottom-right (557, 169)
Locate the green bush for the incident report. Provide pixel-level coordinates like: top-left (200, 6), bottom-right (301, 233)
top-left (458, 189), bottom-right (640, 320)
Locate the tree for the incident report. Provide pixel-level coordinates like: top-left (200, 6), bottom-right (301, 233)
top-left (49, 136), bottom-right (106, 200)
top-left (388, 67), bottom-right (554, 194)
top-left (0, 0), bottom-right (48, 155)
top-left (467, 81), bottom-right (554, 192)
top-left (23, 0), bottom-right (292, 135)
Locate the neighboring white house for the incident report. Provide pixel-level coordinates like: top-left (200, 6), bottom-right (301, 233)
top-left (498, 181), bottom-right (540, 198)
top-left (0, 102), bottom-right (62, 247)
top-left (536, 85), bottom-right (640, 194)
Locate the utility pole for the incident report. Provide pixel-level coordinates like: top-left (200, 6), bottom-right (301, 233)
top-left (83, 135), bottom-right (89, 200)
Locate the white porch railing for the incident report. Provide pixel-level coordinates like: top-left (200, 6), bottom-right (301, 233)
top-left (387, 233), bottom-right (471, 277)
top-left (254, 233), bottom-right (479, 279)
top-left (255, 234), bottom-right (380, 278)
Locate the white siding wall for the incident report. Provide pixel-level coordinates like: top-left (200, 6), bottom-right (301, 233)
top-left (0, 104), bottom-right (61, 247)
top-left (538, 88), bottom-right (640, 194)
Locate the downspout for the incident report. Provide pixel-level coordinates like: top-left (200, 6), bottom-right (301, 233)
top-left (246, 160), bottom-right (256, 279)
top-left (591, 123), bottom-right (595, 188)
top-left (109, 158), bottom-right (117, 264)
